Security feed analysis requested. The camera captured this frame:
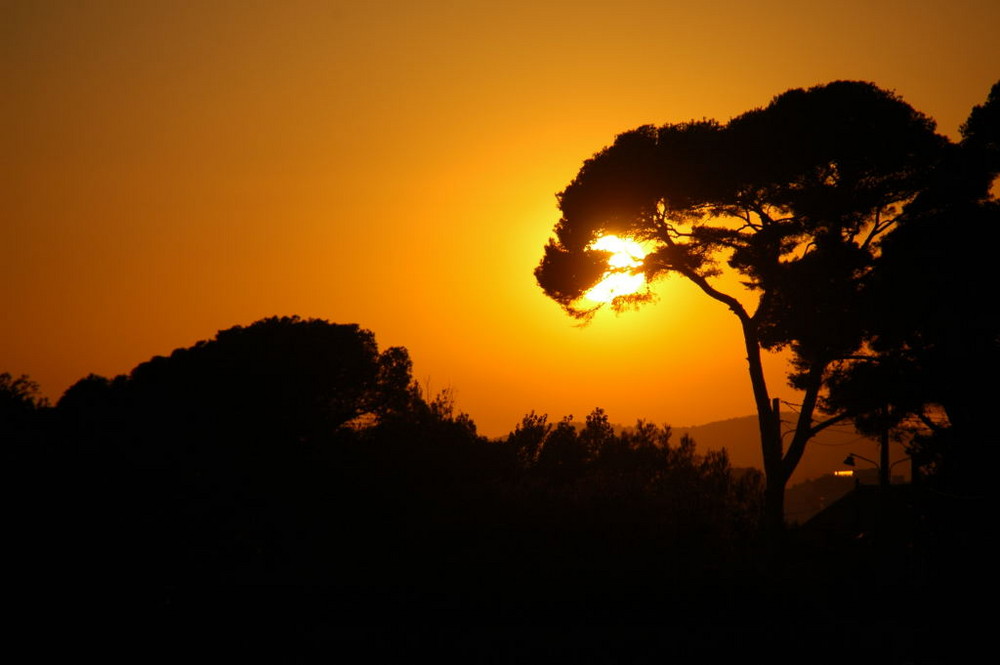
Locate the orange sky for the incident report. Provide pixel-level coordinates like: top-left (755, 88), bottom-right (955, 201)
top-left (3, 1), bottom-right (999, 438)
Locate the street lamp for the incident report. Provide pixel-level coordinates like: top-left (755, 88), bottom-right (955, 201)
top-left (843, 452), bottom-right (877, 468)
top-left (843, 453), bottom-right (909, 488)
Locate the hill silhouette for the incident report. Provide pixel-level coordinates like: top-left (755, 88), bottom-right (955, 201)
top-left (3, 315), bottom-right (977, 661)
top-left (674, 415), bottom-right (899, 485)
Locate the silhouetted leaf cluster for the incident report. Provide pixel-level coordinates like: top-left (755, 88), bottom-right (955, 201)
top-left (822, 83), bottom-right (1000, 494)
top-left (536, 79), bottom-right (999, 529)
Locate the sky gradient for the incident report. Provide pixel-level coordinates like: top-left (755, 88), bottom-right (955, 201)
top-left (4, 0), bottom-right (998, 438)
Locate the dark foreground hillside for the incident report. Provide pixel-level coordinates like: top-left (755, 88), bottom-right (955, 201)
top-left (4, 319), bottom-right (986, 662)
top-left (9, 423), bottom-right (983, 664)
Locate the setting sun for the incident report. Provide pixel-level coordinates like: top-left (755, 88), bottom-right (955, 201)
top-left (585, 235), bottom-right (649, 302)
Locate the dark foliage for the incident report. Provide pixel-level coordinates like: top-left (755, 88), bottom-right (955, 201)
top-left (535, 80), bottom-right (996, 531)
top-left (1, 372), bottom-right (51, 460)
top-left (9, 318), bottom-right (760, 589)
top-left (823, 79), bottom-right (1000, 494)
top-left (6, 313), bottom-right (971, 659)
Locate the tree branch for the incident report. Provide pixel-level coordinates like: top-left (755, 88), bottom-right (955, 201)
top-left (673, 257), bottom-right (749, 320)
top-left (860, 208), bottom-right (899, 250)
top-left (782, 363), bottom-right (826, 478)
top-left (917, 410), bottom-right (947, 432)
top-left (808, 410), bottom-right (857, 437)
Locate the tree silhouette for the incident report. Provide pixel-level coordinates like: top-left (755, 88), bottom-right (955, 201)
top-left (17, 314), bottom-right (783, 650)
top-left (505, 411), bottom-right (551, 466)
top-left (45, 317), bottom-right (426, 585)
top-left (535, 414), bottom-right (588, 480)
top-left (1, 372), bottom-right (47, 422)
top-left (1, 372), bottom-right (49, 457)
top-left (103, 316), bottom-right (416, 453)
top-left (824, 79), bottom-right (1000, 491)
top-left (535, 81), bottom-right (948, 530)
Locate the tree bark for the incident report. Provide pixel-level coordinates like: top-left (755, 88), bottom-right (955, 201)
top-left (738, 318), bottom-right (786, 533)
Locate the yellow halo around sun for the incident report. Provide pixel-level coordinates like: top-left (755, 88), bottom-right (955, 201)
top-left (584, 235), bottom-right (649, 303)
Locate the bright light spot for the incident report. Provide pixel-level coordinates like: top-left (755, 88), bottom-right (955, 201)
top-left (585, 235), bottom-right (649, 303)
top-left (834, 470), bottom-right (854, 477)
top-left (586, 272), bottom-right (646, 302)
top-left (591, 235), bottom-right (646, 268)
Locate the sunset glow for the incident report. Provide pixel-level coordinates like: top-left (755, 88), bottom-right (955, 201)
top-left (585, 235), bottom-right (648, 302)
top-left (7, 5), bottom-right (991, 642)
top-left (3, 2), bottom-right (997, 440)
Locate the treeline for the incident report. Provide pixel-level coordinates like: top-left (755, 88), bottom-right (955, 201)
top-left (4, 317), bottom-right (762, 599)
top-left (5, 317), bottom-right (974, 660)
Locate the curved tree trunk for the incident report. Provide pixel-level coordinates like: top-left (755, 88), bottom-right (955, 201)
top-left (739, 319), bottom-right (787, 533)
top-left (681, 270), bottom-right (791, 532)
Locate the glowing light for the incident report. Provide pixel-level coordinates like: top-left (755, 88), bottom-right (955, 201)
top-left (834, 470), bottom-right (854, 477)
top-left (584, 235), bottom-right (649, 303)
top-left (586, 272), bottom-right (646, 302)
top-left (591, 235), bottom-right (646, 268)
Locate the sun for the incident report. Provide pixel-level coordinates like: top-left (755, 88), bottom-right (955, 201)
top-left (584, 235), bottom-right (649, 303)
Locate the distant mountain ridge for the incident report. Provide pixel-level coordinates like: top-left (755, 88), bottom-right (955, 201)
top-left (672, 415), bottom-right (894, 484)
